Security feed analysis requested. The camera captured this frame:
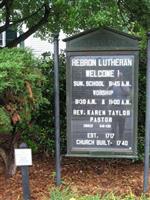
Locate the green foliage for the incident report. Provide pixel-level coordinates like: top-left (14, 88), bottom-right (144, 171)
top-left (50, 187), bottom-right (73, 200)
top-left (22, 53), bottom-right (66, 154)
top-left (49, 188), bottom-right (149, 200)
top-left (22, 124), bottom-right (55, 154)
top-left (1, 0), bottom-right (150, 47)
top-left (0, 48), bottom-right (45, 136)
top-left (0, 107), bottom-right (12, 133)
top-left (37, 0), bottom-right (150, 38)
top-left (0, 47), bottom-right (44, 96)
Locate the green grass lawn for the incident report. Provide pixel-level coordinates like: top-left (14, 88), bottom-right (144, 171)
top-left (48, 187), bottom-right (150, 200)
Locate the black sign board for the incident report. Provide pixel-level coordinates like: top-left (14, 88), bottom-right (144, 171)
top-left (64, 28), bottom-right (139, 158)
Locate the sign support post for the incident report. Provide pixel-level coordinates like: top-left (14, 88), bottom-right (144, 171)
top-left (53, 33), bottom-right (61, 186)
top-left (144, 33), bottom-right (150, 192)
top-left (19, 143), bottom-right (31, 200)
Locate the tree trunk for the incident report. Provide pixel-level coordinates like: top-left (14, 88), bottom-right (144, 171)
top-left (0, 145), bottom-right (17, 177)
top-left (0, 127), bottom-right (21, 177)
top-left (0, 148), bottom-right (8, 170)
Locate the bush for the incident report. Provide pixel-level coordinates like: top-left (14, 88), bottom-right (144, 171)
top-left (22, 53), bottom-right (67, 154)
top-left (0, 47), bottom-right (46, 144)
top-left (0, 107), bottom-right (12, 133)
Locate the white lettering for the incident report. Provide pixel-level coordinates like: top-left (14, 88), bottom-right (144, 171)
top-left (108, 110), bottom-right (131, 116)
top-left (83, 124), bottom-right (93, 128)
top-left (87, 110), bottom-right (106, 116)
top-left (93, 90), bottom-right (113, 96)
top-left (109, 81), bottom-right (131, 87)
top-left (116, 140), bottom-right (129, 146)
top-left (86, 81), bottom-right (104, 87)
top-left (87, 133), bottom-right (97, 139)
top-left (76, 139), bottom-right (95, 145)
top-left (86, 70), bottom-right (114, 78)
top-left (73, 81), bottom-right (84, 86)
top-left (105, 133), bottom-right (115, 139)
top-left (108, 99), bottom-right (131, 105)
top-left (90, 117), bottom-right (112, 123)
top-left (73, 109), bottom-right (84, 115)
top-left (98, 58), bottom-right (133, 67)
top-left (75, 99), bottom-right (97, 104)
top-left (72, 58), bottom-right (96, 66)
top-left (96, 140), bottom-right (112, 146)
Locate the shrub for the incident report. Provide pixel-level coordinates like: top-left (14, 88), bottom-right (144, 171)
top-left (22, 53), bottom-right (67, 154)
top-left (0, 47), bottom-right (46, 142)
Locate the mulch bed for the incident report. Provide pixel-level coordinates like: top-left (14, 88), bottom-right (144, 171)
top-left (0, 155), bottom-right (149, 200)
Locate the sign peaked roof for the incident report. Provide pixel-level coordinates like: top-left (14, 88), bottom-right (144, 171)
top-left (63, 27), bottom-right (140, 51)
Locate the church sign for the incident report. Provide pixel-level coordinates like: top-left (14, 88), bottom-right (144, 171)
top-left (64, 27), bottom-right (139, 158)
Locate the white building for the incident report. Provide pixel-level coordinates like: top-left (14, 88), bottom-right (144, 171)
top-left (24, 30), bottom-right (66, 57)
top-left (0, 27), bottom-right (66, 56)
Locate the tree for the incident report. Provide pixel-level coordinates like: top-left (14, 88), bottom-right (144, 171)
top-left (0, 0), bottom-right (149, 48)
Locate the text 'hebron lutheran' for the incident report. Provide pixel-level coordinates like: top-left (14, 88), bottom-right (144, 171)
top-left (71, 56), bottom-right (133, 67)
